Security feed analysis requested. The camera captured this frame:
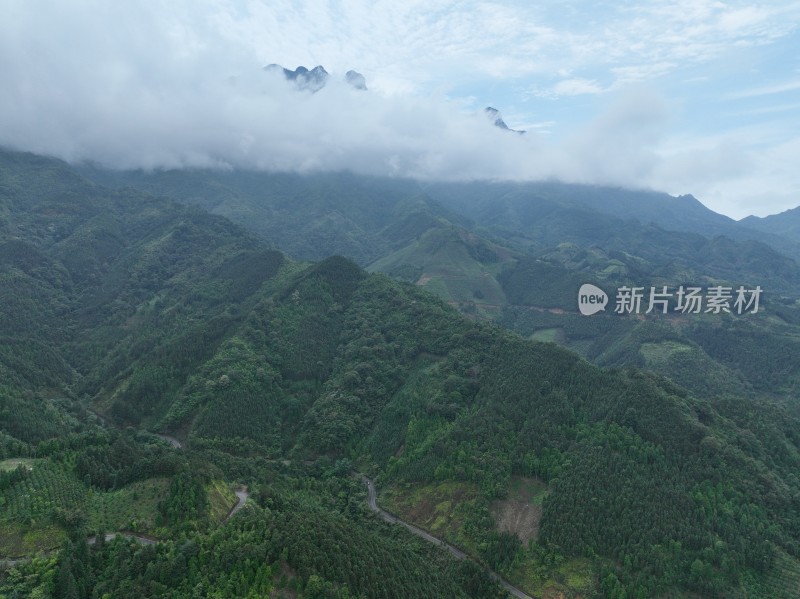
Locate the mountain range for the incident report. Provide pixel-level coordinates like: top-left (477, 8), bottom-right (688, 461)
top-left (2, 147), bottom-right (800, 598)
top-left (78, 162), bottom-right (800, 402)
top-left (265, 64), bottom-right (369, 93)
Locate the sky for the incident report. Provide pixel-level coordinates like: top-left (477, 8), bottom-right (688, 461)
top-left (1, 1), bottom-right (799, 219)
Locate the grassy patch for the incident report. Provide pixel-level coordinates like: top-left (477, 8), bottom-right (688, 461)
top-left (640, 341), bottom-right (693, 366)
top-left (0, 522), bottom-right (64, 557)
top-left (87, 477), bottom-right (170, 534)
top-left (380, 479), bottom-right (480, 550)
top-left (560, 558), bottom-right (594, 591)
top-left (507, 476), bottom-right (548, 505)
top-left (508, 556), bottom-right (596, 599)
top-left (530, 328), bottom-right (564, 344)
top-left (206, 479), bottom-right (237, 523)
top-left (0, 458), bottom-right (37, 472)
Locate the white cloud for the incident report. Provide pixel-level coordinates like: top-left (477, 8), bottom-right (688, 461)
top-left (557, 89), bottom-right (670, 184)
top-left (727, 79), bottom-right (800, 99)
top-left (553, 78), bottom-right (605, 96)
top-left (611, 63), bottom-right (677, 87)
top-left (1, 0), bottom-right (799, 218)
top-left (643, 127), bottom-right (800, 219)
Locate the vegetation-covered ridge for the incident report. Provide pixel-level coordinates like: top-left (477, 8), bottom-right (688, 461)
top-left (2, 148), bottom-right (800, 598)
top-left (78, 158), bottom-right (800, 406)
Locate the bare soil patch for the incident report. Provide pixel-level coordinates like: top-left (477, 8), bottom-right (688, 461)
top-left (491, 499), bottom-right (542, 545)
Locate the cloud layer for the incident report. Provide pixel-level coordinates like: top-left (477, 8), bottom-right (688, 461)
top-left (1, 1), bottom-right (798, 218)
top-left (0, 1), bottom-right (656, 181)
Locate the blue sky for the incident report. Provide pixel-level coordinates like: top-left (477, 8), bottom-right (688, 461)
top-left (2, 1), bottom-right (799, 218)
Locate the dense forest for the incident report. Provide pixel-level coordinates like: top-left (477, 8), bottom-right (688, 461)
top-left (2, 148), bottom-right (800, 598)
top-left (83, 156), bottom-right (800, 405)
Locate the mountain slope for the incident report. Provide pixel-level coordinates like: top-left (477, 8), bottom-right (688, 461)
top-left (8, 151), bottom-right (800, 596)
top-left (1, 149), bottom-right (512, 598)
top-left (367, 225), bottom-right (517, 319)
top-left (424, 180), bottom-right (800, 259)
top-left (8, 149), bottom-right (800, 596)
top-left (75, 164), bottom-right (800, 404)
top-left (742, 206), bottom-right (800, 243)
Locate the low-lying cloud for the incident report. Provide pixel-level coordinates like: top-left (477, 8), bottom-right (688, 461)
top-left (0, 1), bottom-right (791, 218)
top-left (0, 31), bottom-right (668, 185)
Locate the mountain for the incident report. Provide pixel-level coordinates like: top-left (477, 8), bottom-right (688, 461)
top-left (0, 149), bottom-right (506, 598)
top-left (345, 69), bottom-right (367, 90)
top-left (74, 165), bottom-right (800, 404)
top-left (423, 180), bottom-right (800, 259)
top-left (4, 148), bottom-right (800, 598)
top-left (265, 63), bottom-right (331, 92)
top-left (484, 107), bottom-right (525, 134)
top-left (265, 63), bottom-right (368, 92)
top-left (742, 205), bottom-right (800, 243)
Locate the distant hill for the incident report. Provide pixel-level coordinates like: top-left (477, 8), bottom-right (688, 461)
top-left (75, 164), bottom-right (800, 401)
top-left (423, 180), bottom-right (800, 259)
top-left (79, 166), bottom-right (800, 281)
top-left (742, 205), bottom-right (800, 243)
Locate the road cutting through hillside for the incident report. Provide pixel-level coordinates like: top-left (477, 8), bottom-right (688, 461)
top-left (363, 477), bottom-right (533, 599)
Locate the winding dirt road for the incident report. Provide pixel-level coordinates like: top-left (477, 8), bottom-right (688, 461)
top-left (363, 477), bottom-right (533, 599)
top-left (364, 478), bottom-right (467, 560)
top-left (227, 488), bottom-right (249, 519)
top-left (87, 532), bottom-right (157, 546)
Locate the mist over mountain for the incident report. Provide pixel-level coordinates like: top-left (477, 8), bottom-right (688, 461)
top-left (266, 64), bottom-right (519, 134)
top-left (265, 64), bottom-right (331, 92)
top-left (742, 206), bottom-right (800, 243)
top-left (484, 107), bottom-right (525, 134)
top-left (266, 63), bottom-right (369, 93)
top-left (345, 69), bottom-right (368, 91)
top-left (1, 1), bottom-right (781, 215)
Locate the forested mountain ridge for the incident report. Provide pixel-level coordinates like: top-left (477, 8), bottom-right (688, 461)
top-left (2, 148), bottom-right (800, 597)
top-left (1, 149), bottom-right (508, 598)
top-left (80, 165), bottom-right (800, 266)
top-left (742, 205), bottom-right (800, 243)
top-left (79, 162), bottom-right (800, 405)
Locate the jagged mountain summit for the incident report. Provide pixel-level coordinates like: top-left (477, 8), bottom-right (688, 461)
top-left (263, 63), bottom-right (522, 132)
top-left (345, 69), bottom-right (367, 90)
top-left (265, 63), bottom-right (366, 92)
top-left (484, 107), bottom-right (525, 134)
